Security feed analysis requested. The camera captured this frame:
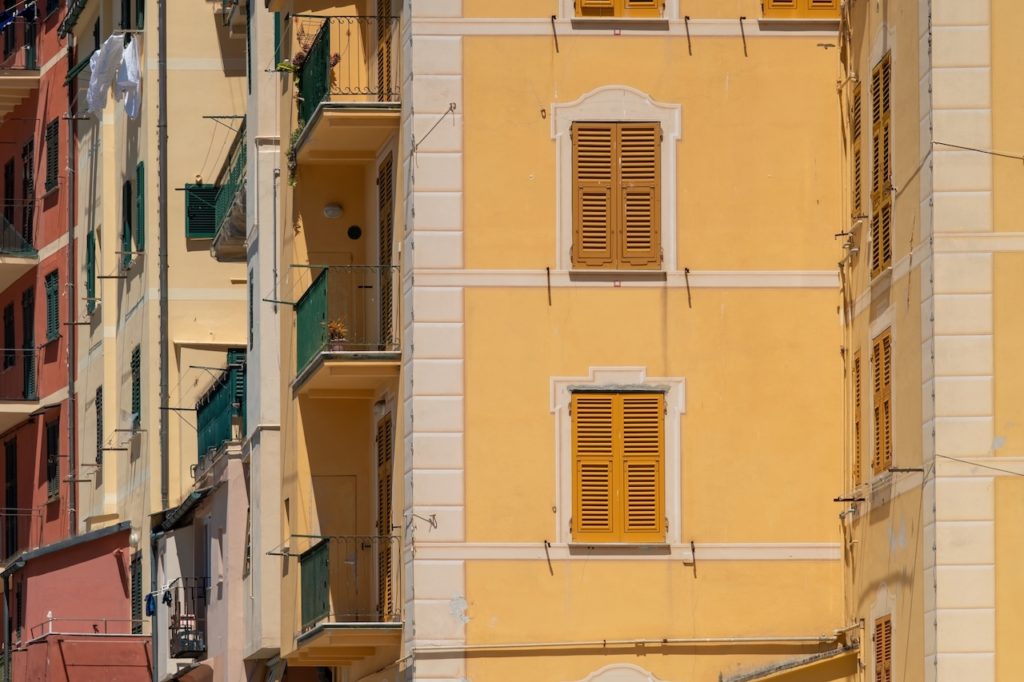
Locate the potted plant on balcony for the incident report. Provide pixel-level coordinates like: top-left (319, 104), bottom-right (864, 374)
top-left (325, 318), bottom-right (349, 352)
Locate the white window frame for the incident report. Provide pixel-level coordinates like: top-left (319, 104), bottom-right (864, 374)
top-left (551, 85), bottom-right (682, 272)
top-left (550, 367), bottom-right (685, 545)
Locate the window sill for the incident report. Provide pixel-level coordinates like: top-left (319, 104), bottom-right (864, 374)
top-left (570, 17), bottom-right (669, 31)
top-left (46, 492), bottom-right (59, 504)
top-left (42, 335), bottom-right (59, 347)
top-left (569, 269), bottom-right (666, 283)
top-left (569, 542), bottom-right (670, 556)
top-left (42, 184), bottom-right (59, 199)
top-left (758, 18), bottom-right (840, 30)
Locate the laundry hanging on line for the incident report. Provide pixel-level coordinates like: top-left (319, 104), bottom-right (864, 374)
top-left (87, 33), bottom-right (142, 119)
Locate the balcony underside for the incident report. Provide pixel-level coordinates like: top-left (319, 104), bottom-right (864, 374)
top-left (287, 622), bottom-right (402, 667)
top-left (294, 354), bottom-right (400, 397)
top-left (0, 253), bottom-right (36, 290)
top-left (0, 71), bottom-right (38, 119)
top-left (296, 105), bottom-right (401, 164)
top-left (0, 400), bottom-right (38, 433)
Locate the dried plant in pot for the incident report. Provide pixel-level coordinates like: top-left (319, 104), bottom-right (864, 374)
top-left (325, 318), bottom-right (349, 351)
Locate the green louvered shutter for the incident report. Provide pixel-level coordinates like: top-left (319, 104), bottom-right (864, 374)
top-left (85, 230), bottom-right (96, 313)
top-left (95, 386), bottom-right (103, 465)
top-left (44, 120), bottom-right (58, 192)
top-left (131, 345), bottom-right (141, 428)
top-left (130, 552), bottom-right (142, 633)
top-left (121, 180), bottom-right (132, 268)
top-left (135, 162), bottom-right (145, 252)
top-left (185, 184), bottom-right (219, 238)
top-left (44, 271), bottom-right (58, 341)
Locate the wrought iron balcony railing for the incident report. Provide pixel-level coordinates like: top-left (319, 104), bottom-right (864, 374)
top-left (294, 265), bottom-right (399, 375)
top-left (298, 535), bottom-right (401, 633)
top-left (295, 15), bottom-right (401, 125)
top-left (195, 349), bottom-right (246, 470)
top-left (168, 577), bottom-right (209, 659)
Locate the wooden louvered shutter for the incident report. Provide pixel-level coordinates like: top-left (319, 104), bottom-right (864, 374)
top-left (851, 83), bottom-right (863, 215)
top-left (853, 351), bottom-right (862, 486)
top-left (617, 123), bottom-right (661, 269)
top-left (620, 393), bottom-right (664, 541)
top-left (376, 0), bottom-right (394, 101)
top-left (871, 53), bottom-right (892, 276)
top-left (572, 123), bottom-right (616, 269)
top-left (375, 413), bottom-right (394, 620)
top-left (377, 155), bottom-right (395, 349)
top-left (874, 615), bottom-right (892, 682)
top-left (577, 0), bottom-right (615, 17)
top-left (121, 180), bottom-right (133, 268)
top-left (871, 336), bottom-right (883, 474)
top-left (86, 229), bottom-right (96, 314)
top-left (135, 162), bottom-right (145, 252)
top-left (572, 393), bottom-right (615, 541)
top-left (881, 331), bottom-right (892, 470)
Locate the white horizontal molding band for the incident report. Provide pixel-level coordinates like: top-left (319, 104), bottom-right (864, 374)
top-left (412, 542), bottom-right (841, 562)
top-left (935, 232), bottom-right (1024, 253)
top-left (851, 241), bottom-right (932, 318)
top-left (412, 269), bottom-right (838, 289)
top-left (411, 18), bottom-right (839, 39)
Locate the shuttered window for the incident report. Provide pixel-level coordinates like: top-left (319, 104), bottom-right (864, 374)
top-left (853, 351), bottom-right (862, 486)
top-left (376, 413), bottom-right (395, 621)
top-left (874, 615), bottom-right (892, 682)
top-left (2, 304), bottom-right (12, 369)
top-left (131, 345), bottom-right (141, 429)
top-left (572, 122), bottom-right (661, 270)
top-left (130, 552), bottom-right (142, 633)
top-left (572, 392), bottom-right (665, 543)
top-left (85, 229), bottom-right (96, 313)
top-left (44, 119), bottom-right (58, 192)
top-left (851, 83), bottom-right (863, 217)
top-left (378, 154), bottom-right (395, 347)
top-left (871, 53), bottom-right (892, 276)
top-left (576, 0), bottom-right (661, 18)
top-left (184, 184), bottom-right (219, 238)
top-left (871, 330), bottom-right (892, 474)
top-left (21, 139), bottom-right (33, 246)
top-left (135, 162), bottom-right (145, 252)
top-left (45, 419), bottom-right (59, 499)
top-left (95, 386), bottom-right (103, 465)
top-left (44, 270), bottom-right (58, 341)
top-left (763, 0), bottom-right (840, 18)
top-left (121, 179), bottom-right (133, 268)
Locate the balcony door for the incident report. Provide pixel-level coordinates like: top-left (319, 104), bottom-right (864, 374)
top-left (375, 412), bottom-right (394, 621)
top-left (377, 154), bottom-right (394, 350)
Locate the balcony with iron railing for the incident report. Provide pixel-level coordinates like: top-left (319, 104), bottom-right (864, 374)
top-left (0, 348), bottom-right (38, 433)
top-left (293, 265), bottom-right (399, 394)
top-left (183, 121), bottom-right (247, 261)
top-left (0, 13), bottom-right (38, 122)
top-left (195, 349), bottom-right (245, 474)
top-left (0, 213), bottom-right (36, 291)
top-left (168, 577), bottom-right (209, 659)
top-left (285, 535), bottom-right (401, 668)
top-left (291, 15), bottom-right (401, 164)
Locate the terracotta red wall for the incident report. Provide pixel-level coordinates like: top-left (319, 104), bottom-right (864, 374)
top-left (13, 634), bottom-right (151, 682)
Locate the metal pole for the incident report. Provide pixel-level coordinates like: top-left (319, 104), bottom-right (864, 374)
top-left (64, 31), bottom-right (78, 538)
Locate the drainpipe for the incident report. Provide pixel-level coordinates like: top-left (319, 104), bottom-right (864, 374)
top-left (157, 0), bottom-right (168, 511)
top-left (2, 574), bottom-right (8, 682)
top-left (64, 32), bottom-right (77, 538)
top-left (150, 531), bottom-right (161, 682)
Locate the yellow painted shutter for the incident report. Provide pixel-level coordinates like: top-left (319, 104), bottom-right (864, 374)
top-left (622, 0), bottom-right (660, 17)
top-left (853, 352), bottom-right (862, 486)
top-left (852, 84), bottom-right (863, 215)
top-left (763, 0), bottom-right (838, 18)
top-left (617, 123), bottom-right (661, 269)
top-left (620, 393), bottom-right (664, 541)
top-left (809, 0), bottom-right (838, 9)
top-left (577, 0), bottom-right (615, 17)
top-left (573, 394), bottom-right (616, 540)
top-left (871, 53), bottom-right (893, 276)
top-left (376, 413), bottom-right (395, 621)
top-left (874, 616), bottom-right (892, 682)
top-left (376, 0), bottom-right (394, 101)
top-left (572, 123), bottom-right (616, 268)
top-left (881, 331), bottom-right (893, 470)
top-left (871, 336), bottom-right (883, 474)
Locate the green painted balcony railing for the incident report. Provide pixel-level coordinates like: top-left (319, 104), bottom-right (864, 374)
top-left (295, 15), bottom-right (401, 125)
top-left (184, 122), bottom-right (246, 245)
top-left (294, 265), bottom-right (399, 375)
top-left (298, 535), bottom-right (401, 632)
top-left (195, 349), bottom-right (245, 468)
top-left (0, 215), bottom-right (36, 256)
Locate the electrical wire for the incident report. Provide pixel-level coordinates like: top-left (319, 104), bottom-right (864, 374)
top-left (934, 453), bottom-right (1024, 478)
